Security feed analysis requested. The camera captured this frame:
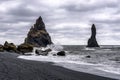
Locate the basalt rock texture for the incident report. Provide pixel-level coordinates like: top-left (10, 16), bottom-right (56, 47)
top-left (24, 16), bottom-right (52, 47)
top-left (57, 51), bottom-right (66, 56)
top-left (17, 43), bottom-right (33, 54)
top-left (3, 41), bottom-right (17, 52)
top-left (0, 44), bottom-right (4, 52)
top-left (87, 24), bottom-right (99, 47)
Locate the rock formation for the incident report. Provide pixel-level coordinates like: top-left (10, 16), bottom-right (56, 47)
top-left (3, 41), bottom-right (17, 52)
top-left (35, 48), bottom-right (52, 56)
top-left (87, 24), bottom-right (99, 47)
top-left (24, 16), bottom-right (52, 47)
top-left (17, 43), bottom-right (33, 54)
top-left (0, 44), bottom-right (4, 52)
top-left (57, 51), bottom-right (66, 56)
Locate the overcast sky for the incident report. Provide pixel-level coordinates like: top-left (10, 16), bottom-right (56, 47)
top-left (0, 0), bottom-right (120, 45)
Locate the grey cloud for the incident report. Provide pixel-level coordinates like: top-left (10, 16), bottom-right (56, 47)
top-left (0, 0), bottom-right (10, 3)
top-left (7, 3), bottom-right (39, 17)
top-left (0, 0), bottom-right (120, 45)
top-left (61, 1), bottom-right (118, 13)
top-left (90, 18), bottom-right (120, 24)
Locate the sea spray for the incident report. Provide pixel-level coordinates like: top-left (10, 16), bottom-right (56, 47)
top-left (18, 45), bottom-right (120, 79)
top-left (32, 44), bottom-right (64, 55)
top-left (46, 44), bottom-right (64, 55)
top-left (47, 44), bottom-right (64, 51)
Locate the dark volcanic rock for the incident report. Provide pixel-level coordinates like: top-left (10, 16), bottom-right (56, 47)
top-left (86, 55), bottom-right (91, 58)
top-left (87, 24), bottom-right (99, 47)
top-left (0, 44), bottom-right (4, 52)
top-left (35, 49), bottom-right (51, 56)
top-left (24, 16), bottom-right (52, 47)
top-left (4, 41), bottom-right (17, 52)
top-left (35, 49), bottom-right (48, 56)
top-left (57, 51), bottom-right (66, 56)
top-left (17, 43), bottom-right (33, 54)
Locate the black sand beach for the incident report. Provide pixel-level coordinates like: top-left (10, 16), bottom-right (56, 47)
top-left (0, 52), bottom-right (117, 80)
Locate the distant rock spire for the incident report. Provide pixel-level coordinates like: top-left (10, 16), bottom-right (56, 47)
top-left (87, 24), bottom-right (99, 47)
top-left (24, 16), bottom-right (52, 47)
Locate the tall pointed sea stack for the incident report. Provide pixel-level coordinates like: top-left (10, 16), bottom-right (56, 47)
top-left (24, 16), bottom-right (52, 47)
top-left (87, 24), bottom-right (99, 47)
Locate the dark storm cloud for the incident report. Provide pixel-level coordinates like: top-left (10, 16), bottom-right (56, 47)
top-left (7, 1), bottom-right (41, 17)
top-left (8, 7), bottom-right (37, 17)
top-left (62, 2), bottom-right (118, 13)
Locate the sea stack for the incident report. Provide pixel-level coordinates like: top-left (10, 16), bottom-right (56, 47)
top-left (87, 24), bottom-right (99, 47)
top-left (24, 16), bottom-right (52, 47)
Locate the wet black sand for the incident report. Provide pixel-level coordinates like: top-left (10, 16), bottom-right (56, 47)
top-left (0, 52), bottom-right (117, 80)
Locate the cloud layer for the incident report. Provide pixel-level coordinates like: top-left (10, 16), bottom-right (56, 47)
top-left (0, 0), bottom-right (120, 45)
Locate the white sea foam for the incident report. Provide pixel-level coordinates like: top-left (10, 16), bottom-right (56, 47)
top-left (18, 45), bottom-right (120, 79)
top-left (84, 47), bottom-right (96, 50)
top-left (18, 54), bottom-right (120, 79)
top-left (96, 66), bottom-right (120, 75)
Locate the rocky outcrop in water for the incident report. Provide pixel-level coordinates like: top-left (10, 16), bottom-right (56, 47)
top-left (35, 48), bottom-right (52, 56)
top-left (24, 16), bottom-right (52, 47)
top-left (87, 24), bottom-right (99, 47)
top-left (57, 51), bottom-right (66, 56)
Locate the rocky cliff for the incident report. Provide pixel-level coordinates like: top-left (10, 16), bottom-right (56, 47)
top-left (24, 16), bottom-right (52, 47)
top-left (87, 24), bottom-right (99, 47)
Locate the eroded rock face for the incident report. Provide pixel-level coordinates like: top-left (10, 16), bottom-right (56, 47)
top-left (3, 41), bottom-right (17, 52)
top-left (35, 48), bottom-right (52, 56)
top-left (17, 43), bottom-right (33, 54)
top-left (0, 44), bottom-right (4, 52)
top-left (24, 16), bottom-right (52, 47)
top-left (87, 24), bottom-right (99, 47)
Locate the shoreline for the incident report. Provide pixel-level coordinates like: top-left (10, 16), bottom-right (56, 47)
top-left (0, 52), bottom-right (117, 80)
top-left (18, 54), bottom-right (120, 80)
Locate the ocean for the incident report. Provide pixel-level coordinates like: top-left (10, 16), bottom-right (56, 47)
top-left (18, 45), bottom-right (120, 79)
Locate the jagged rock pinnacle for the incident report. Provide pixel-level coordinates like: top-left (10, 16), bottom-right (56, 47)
top-left (34, 16), bottom-right (45, 30)
top-left (24, 16), bottom-right (52, 47)
top-left (87, 24), bottom-right (99, 47)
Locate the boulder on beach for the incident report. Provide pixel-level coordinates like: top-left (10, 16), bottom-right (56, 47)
top-left (87, 24), bottom-right (99, 47)
top-left (57, 51), bottom-right (66, 56)
top-left (35, 49), bottom-right (48, 56)
top-left (35, 48), bottom-right (52, 56)
top-left (17, 43), bottom-right (33, 54)
top-left (3, 41), bottom-right (17, 52)
top-left (0, 44), bottom-right (4, 52)
top-left (24, 16), bottom-right (52, 47)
